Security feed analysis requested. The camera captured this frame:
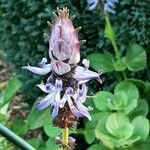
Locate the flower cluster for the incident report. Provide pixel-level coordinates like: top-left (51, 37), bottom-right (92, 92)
top-left (23, 7), bottom-right (101, 128)
top-left (87, 0), bottom-right (119, 14)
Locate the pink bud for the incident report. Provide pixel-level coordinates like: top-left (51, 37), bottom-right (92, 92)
top-left (49, 7), bottom-right (81, 64)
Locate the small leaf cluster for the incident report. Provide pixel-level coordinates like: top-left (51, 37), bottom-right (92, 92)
top-left (93, 81), bottom-right (149, 149)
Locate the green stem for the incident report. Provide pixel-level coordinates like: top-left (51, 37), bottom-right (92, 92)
top-left (0, 124), bottom-right (36, 150)
top-left (62, 128), bottom-right (69, 150)
top-left (112, 40), bottom-right (120, 59)
top-left (104, 13), bottom-right (120, 58)
top-left (122, 71), bottom-right (127, 80)
top-left (104, 13), bottom-right (127, 80)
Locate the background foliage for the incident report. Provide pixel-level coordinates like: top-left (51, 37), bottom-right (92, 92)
top-left (0, 0), bottom-right (150, 150)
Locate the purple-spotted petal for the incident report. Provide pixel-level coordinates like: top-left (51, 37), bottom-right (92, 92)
top-left (22, 64), bottom-right (51, 75)
top-left (74, 66), bottom-right (100, 84)
top-left (52, 60), bottom-right (71, 75)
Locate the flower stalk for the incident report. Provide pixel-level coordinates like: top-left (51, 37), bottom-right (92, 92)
top-left (104, 13), bottom-right (120, 58)
top-left (62, 128), bottom-right (69, 150)
top-left (104, 13), bottom-right (127, 80)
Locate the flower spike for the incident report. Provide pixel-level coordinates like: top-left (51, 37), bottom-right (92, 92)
top-left (23, 7), bottom-right (102, 129)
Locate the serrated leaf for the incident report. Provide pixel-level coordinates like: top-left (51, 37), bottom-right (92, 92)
top-left (95, 113), bottom-right (116, 149)
top-left (115, 81), bottom-right (139, 113)
top-left (94, 91), bottom-right (112, 111)
top-left (106, 113), bottom-right (134, 139)
top-left (28, 103), bottom-right (51, 129)
top-left (43, 124), bottom-right (61, 138)
top-left (132, 116), bottom-right (149, 141)
top-left (125, 44), bottom-right (146, 71)
top-left (87, 52), bottom-right (114, 72)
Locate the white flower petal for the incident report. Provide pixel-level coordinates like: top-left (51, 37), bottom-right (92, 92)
top-left (74, 66), bottom-right (100, 84)
top-left (22, 64), bottom-right (51, 75)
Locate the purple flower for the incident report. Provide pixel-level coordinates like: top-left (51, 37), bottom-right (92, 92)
top-left (36, 79), bottom-right (62, 118)
top-left (22, 8), bottom-right (102, 126)
top-left (87, 0), bottom-right (119, 14)
top-left (74, 59), bottom-right (102, 84)
top-left (60, 84), bottom-right (92, 121)
top-left (22, 58), bottom-right (51, 75)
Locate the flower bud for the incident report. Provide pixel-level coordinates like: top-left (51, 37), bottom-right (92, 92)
top-left (49, 7), bottom-right (81, 65)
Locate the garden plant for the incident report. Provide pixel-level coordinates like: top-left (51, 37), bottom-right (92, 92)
top-left (0, 0), bottom-right (150, 150)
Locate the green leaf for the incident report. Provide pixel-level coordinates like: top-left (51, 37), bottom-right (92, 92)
top-left (132, 116), bottom-right (149, 141)
top-left (3, 78), bottom-right (22, 105)
top-left (46, 138), bottom-right (57, 150)
top-left (115, 81), bottom-right (139, 113)
top-left (106, 113), bottom-right (134, 139)
top-left (126, 79), bottom-right (146, 90)
top-left (114, 57), bottom-right (127, 71)
top-left (94, 91), bottom-right (112, 111)
top-left (27, 103), bottom-right (51, 129)
top-left (115, 135), bottom-right (140, 148)
top-left (87, 143), bottom-right (108, 150)
top-left (87, 52), bottom-right (114, 72)
top-left (130, 99), bottom-right (149, 118)
top-left (84, 130), bottom-right (95, 144)
top-left (27, 139), bottom-right (41, 149)
top-left (125, 44), bottom-right (146, 71)
top-left (108, 91), bottom-right (128, 111)
top-left (84, 113), bottom-right (103, 144)
top-left (95, 113), bottom-right (117, 149)
top-left (43, 124), bottom-right (61, 138)
top-left (130, 138), bottom-right (150, 150)
top-left (12, 118), bottom-right (28, 136)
